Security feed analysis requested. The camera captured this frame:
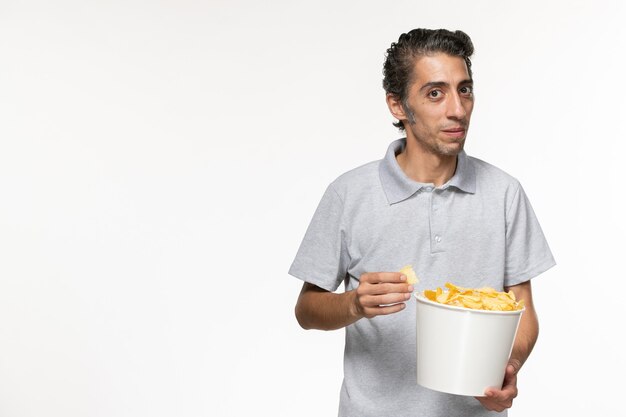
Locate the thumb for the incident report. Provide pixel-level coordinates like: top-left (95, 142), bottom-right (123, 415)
top-left (508, 359), bottom-right (521, 375)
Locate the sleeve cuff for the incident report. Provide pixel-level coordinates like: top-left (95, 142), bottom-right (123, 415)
top-left (504, 257), bottom-right (556, 287)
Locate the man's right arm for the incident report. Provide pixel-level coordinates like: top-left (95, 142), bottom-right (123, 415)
top-left (295, 272), bottom-right (413, 331)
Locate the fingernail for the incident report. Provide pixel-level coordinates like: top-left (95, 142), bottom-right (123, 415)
top-left (408, 285), bottom-right (414, 292)
top-left (405, 293), bottom-right (411, 300)
top-left (400, 275), bottom-right (407, 281)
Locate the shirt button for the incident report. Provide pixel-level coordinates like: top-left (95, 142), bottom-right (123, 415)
top-left (433, 205), bottom-right (438, 211)
top-left (435, 235), bottom-right (441, 243)
top-left (424, 186), bottom-right (433, 192)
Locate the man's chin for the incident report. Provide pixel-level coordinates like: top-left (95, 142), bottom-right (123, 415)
top-left (438, 140), bottom-right (465, 156)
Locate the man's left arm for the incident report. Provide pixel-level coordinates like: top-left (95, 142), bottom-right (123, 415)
top-left (475, 280), bottom-right (539, 412)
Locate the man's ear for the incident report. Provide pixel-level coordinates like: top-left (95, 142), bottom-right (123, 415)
top-left (386, 93), bottom-right (407, 124)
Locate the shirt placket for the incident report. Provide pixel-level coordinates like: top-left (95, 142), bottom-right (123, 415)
top-left (429, 188), bottom-right (446, 254)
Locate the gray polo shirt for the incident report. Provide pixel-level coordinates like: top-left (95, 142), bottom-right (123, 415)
top-left (289, 138), bottom-right (555, 417)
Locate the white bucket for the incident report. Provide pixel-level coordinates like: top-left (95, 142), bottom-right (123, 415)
top-left (415, 294), bottom-right (523, 396)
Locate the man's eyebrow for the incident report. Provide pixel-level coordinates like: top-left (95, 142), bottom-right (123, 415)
top-left (419, 81), bottom-right (448, 92)
top-left (419, 79), bottom-right (474, 92)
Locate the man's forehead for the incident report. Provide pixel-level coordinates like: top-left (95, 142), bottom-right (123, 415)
top-left (410, 53), bottom-right (470, 83)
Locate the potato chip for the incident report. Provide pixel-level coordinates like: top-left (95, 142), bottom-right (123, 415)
top-left (399, 265), bottom-right (419, 285)
top-left (422, 282), bottom-right (524, 311)
top-left (424, 289), bottom-right (437, 301)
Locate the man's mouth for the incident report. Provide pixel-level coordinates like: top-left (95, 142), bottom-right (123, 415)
top-left (441, 127), bottom-right (466, 138)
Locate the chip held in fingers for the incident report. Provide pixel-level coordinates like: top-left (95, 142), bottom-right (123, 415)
top-left (399, 265), bottom-right (419, 285)
top-left (423, 282), bottom-right (524, 311)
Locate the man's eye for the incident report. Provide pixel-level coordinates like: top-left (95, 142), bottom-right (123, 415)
top-left (428, 90), bottom-right (441, 98)
top-left (460, 86), bottom-right (473, 95)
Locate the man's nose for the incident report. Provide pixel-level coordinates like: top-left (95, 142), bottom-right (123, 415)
top-left (447, 93), bottom-right (467, 120)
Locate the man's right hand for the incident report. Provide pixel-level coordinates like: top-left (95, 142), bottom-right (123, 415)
top-left (353, 272), bottom-right (414, 319)
top-left (295, 273), bottom-right (413, 330)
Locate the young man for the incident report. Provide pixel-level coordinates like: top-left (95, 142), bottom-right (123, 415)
top-left (289, 29), bottom-right (555, 417)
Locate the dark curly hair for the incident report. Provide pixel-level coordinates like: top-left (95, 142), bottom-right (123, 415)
top-left (382, 29), bottom-right (474, 130)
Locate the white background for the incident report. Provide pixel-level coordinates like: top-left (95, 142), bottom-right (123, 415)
top-left (0, 1), bottom-right (624, 416)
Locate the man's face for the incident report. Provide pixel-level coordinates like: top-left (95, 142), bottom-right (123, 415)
top-left (401, 53), bottom-right (474, 156)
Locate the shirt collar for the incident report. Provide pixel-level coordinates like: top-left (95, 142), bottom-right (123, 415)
top-left (379, 138), bottom-right (476, 204)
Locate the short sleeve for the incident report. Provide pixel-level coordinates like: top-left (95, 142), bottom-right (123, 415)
top-left (504, 183), bottom-right (556, 287)
top-left (288, 184), bottom-right (350, 292)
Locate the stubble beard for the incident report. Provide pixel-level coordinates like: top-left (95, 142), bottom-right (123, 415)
top-left (404, 106), bottom-right (468, 157)
top-left (434, 137), bottom-right (465, 156)
top-left (411, 128), bottom-right (466, 157)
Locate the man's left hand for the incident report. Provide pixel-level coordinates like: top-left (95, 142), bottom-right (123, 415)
top-left (475, 360), bottom-right (521, 412)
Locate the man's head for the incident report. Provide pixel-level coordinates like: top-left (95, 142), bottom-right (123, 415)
top-left (383, 29), bottom-right (475, 156)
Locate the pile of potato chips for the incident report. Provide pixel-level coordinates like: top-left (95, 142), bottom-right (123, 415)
top-left (423, 283), bottom-right (524, 311)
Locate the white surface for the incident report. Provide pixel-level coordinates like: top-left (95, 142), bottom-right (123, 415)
top-left (0, 1), bottom-right (624, 416)
top-left (416, 295), bottom-right (522, 396)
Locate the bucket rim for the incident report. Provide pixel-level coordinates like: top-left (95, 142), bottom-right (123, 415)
top-left (414, 293), bottom-right (525, 315)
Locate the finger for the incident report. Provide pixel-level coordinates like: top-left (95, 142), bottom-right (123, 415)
top-left (361, 292), bottom-right (412, 306)
top-left (479, 395), bottom-right (509, 412)
top-left (501, 368), bottom-right (518, 392)
top-left (475, 396), bottom-right (506, 413)
top-left (484, 385), bottom-right (516, 404)
top-left (485, 365), bottom-right (517, 402)
top-left (361, 272), bottom-right (405, 284)
top-left (508, 359), bottom-right (522, 375)
top-left (363, 302), bottom-right (406, 317)
top-left (491, 391), bottom-right (515, 405)
top-left (361, 282), bottom-right (413, 295)
top-left (502, 364), bottom-right (517, 381)
top-left (484, 387), bottom-right (503, 401)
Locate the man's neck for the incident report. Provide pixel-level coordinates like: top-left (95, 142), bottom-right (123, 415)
top-left (396, 139), bottom-right (458, 187)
